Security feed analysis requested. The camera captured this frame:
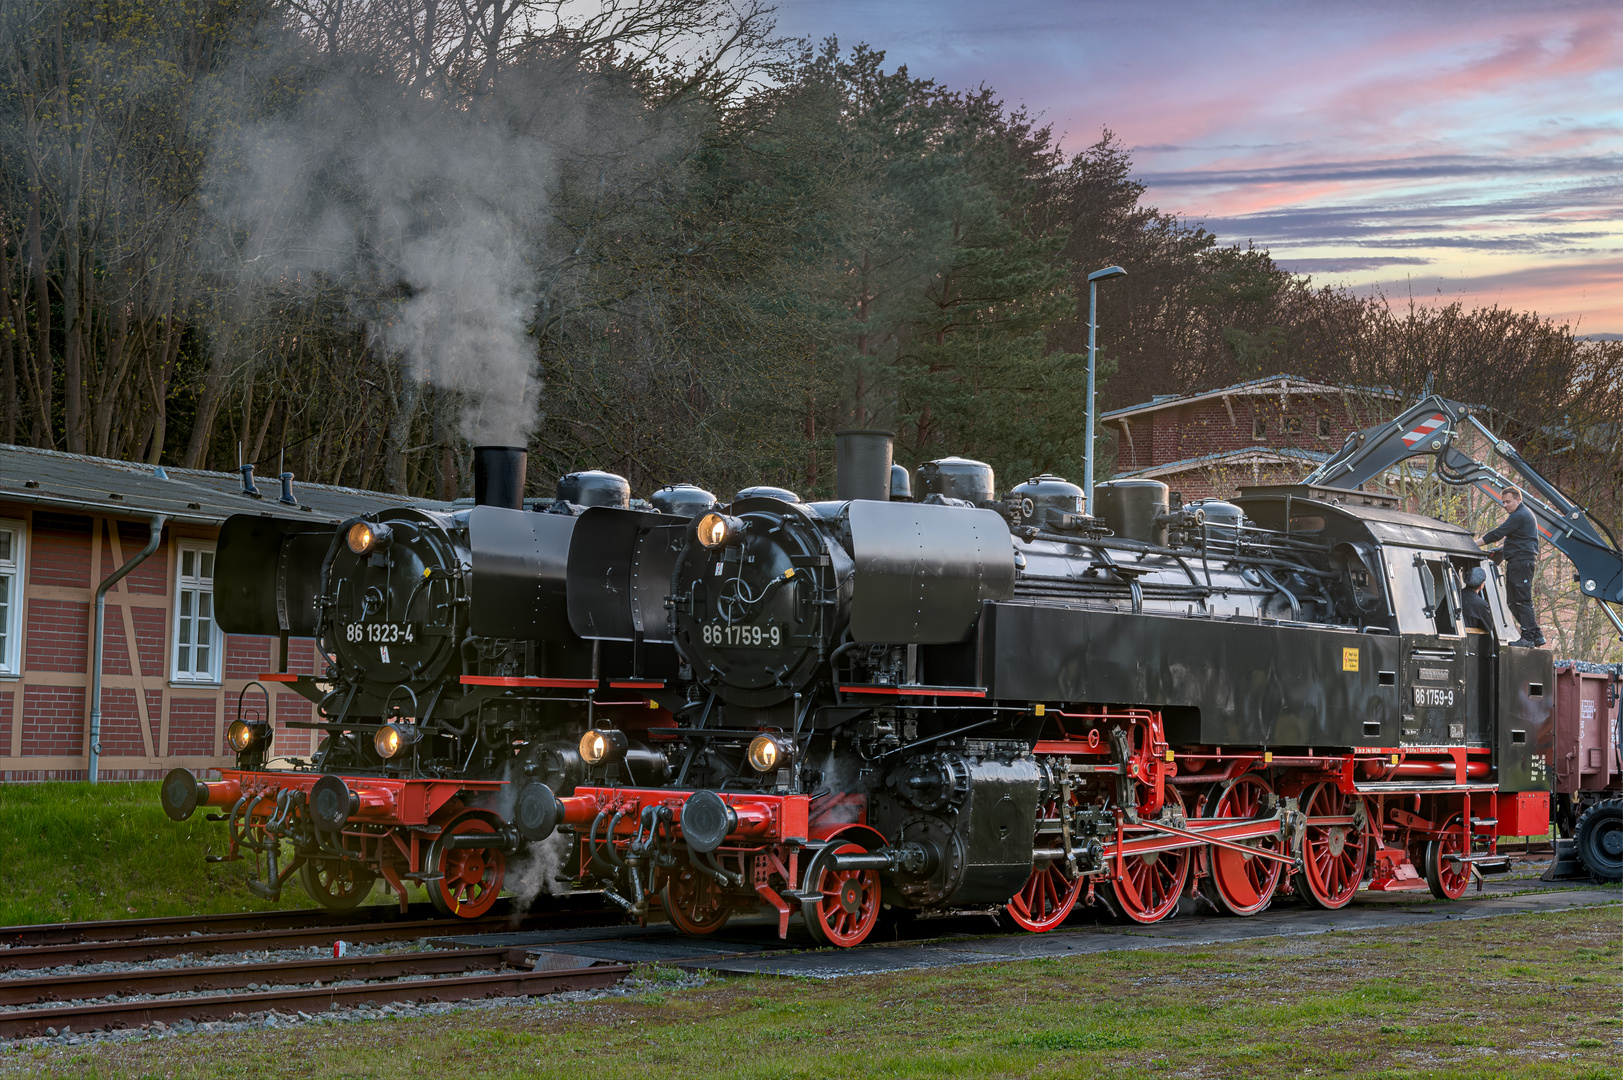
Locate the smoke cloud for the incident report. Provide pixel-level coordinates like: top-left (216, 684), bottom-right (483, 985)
top-left (206, 58), bottom-right (672, 445)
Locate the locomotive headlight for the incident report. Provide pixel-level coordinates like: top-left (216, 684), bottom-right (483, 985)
top-left (747, 734), bottom-right (790, 773)
top-left (579, 728), bottom-right (628, 766)
top-left (227, 719), bottom-right (259, 753)
top-left (346, 520), bottom-right (392, 555)
top-left (374, 722), bottom-right (419, 759)
top-left (696, 512), bottom-right (744, 549)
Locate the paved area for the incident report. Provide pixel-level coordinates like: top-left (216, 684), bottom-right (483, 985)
top-left (434, 872), bottom-right (1620, 980)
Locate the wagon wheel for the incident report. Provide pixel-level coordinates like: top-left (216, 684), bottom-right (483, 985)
top-left (1199, 775), bottom-right (1285, 917)
top-left (801, 842), bottom-right (880, 948)
top-left (1103, 789), bottom-right (1190, 924)
top-left (660, 859), bottom-right (732, 936)
top-left (1006, 799), bottom-right (1083, 932)
top-left (427, 814), bottom-right (506, 918)
top-left (1424, 816), bottom-right (1471, 900)
top-left (1293, 782), bottom-right (1368, 910)
top-left (299, 856), bottom-right (378, 911)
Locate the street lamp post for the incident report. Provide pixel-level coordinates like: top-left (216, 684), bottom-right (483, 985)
top-left (1084, 265), bottom-right (1127, 511)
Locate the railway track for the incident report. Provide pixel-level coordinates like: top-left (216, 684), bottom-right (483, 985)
top-left (0, 951), bottom-right (627, 1039)
top-left (0, 894), bottom-right (609, 949)
top-left (0, 897), bottom-right (633, 1040)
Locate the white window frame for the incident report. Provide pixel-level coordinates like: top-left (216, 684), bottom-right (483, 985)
top-left (171, 541), bottom-right (222, 685)
top-left (0, 519), bottom-right (22, 677)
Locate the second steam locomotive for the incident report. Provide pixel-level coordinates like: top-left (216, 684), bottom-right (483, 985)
top-left (162, 407), bottom-right (1623, 944)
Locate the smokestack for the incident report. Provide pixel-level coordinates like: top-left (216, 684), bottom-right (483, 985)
top-left (473, 446), bottom-right (527, 509)
top-left (835, 430), bottom-right (894, 502)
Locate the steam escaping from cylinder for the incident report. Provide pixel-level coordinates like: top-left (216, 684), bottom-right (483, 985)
top-left (506, 832), bottom-right (572, 913)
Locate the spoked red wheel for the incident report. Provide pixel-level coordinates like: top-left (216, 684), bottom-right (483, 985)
top-left (1200, 775), bottom-right (1285, 917)
top-left (1104, 791), bottom-right (1191, 924)
top-left (428, 815), bottom-right (505, 918)
top-left (802, 842), bottom-right (880, 948)
top-left (1425, 816), bottom-right (1471, 900)
top-left (1006, 798), bottom-right (1083, 932)
top-left (1293, 782), bottom-right (1368, 910)
top-left (661, 859), bottom-right (733, 935)
top-left (1006, 859), bottom-right (1083, 932)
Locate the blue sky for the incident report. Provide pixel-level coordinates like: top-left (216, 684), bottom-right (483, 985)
top-left (774, 0), bottom-right (1623, 333)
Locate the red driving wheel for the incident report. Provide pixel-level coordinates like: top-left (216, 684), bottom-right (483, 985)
top-left (428, 814), bottom-right (505, 918)
top-left (1006, 799), bottom-right (1083, 932)
top-left (802, 842), bottom-right (880, 948)
top-left (1104, 789), bottom-right (1190, 924)
top-left (1200, 775), bottom-right (1285, 917)
top-left (1293, 782), bottom-right (1368, 910)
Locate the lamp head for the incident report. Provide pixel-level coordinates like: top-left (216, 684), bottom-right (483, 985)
top-left (1087, 265), bottom-right (1128, 283)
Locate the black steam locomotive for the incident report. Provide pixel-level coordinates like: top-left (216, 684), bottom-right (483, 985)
top-left (162, 404), bottom-right (1623, 943)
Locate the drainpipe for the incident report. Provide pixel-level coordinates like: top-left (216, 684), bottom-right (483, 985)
top-left (90, 515), bottom-right (167, 784)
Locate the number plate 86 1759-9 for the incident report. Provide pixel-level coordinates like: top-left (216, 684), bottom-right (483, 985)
top-left (700, 622), bottom-right (781, 648)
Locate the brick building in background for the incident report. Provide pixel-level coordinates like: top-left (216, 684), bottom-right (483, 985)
top-left (0, 445), bottom-right (437, 782)
top-left (1101, 374), bottom-right (1402, 501)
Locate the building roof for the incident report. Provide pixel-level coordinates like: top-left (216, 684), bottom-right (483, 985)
top-left (0, 443), bottom-right (446, 526)
top-left (1112, 445), bottom-right (1331, 481)
top-left (1101, 374), bottom-right (1400, 424)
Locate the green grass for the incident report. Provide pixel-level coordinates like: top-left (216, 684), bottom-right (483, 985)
top-left (0, 781), bottom-right (366, 924)
top-left (7, 905), bottom-right (1618, 1079)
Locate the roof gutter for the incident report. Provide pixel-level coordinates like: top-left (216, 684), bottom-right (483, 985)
top-left (89, 514), bottom-right (167, 784)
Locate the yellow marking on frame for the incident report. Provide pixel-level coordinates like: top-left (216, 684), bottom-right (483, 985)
top-left (1165, 750), bottom-right (1175, 762)
top-left (1264, 751), bottom-right (1273, 764)
top-left (1034, 703), bottom-right (1046, 717)
top-left (1342, 647), bottom-right (1360, 672)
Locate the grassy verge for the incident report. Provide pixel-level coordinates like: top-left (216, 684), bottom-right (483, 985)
top-left (0, 781), bottom-right (370, 924)
top-left (11, 905), bottom-right (1620, 1079)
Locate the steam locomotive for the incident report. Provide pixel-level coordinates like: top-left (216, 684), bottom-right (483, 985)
top-left (162, 413), bottom-right (1622, 944)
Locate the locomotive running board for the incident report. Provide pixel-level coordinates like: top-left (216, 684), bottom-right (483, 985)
top-left (1353, 781), bottom-right (1500, 794)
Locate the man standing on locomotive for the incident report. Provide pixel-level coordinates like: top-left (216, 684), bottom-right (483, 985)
top-left (1479, 487), bottom-right (1545, 647)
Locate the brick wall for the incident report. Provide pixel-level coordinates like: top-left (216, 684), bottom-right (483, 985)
top-left (25, 599), bottom-right (89, 673)
top-left (99, 604), bottom-right (134, 675)
top-left (97, 686), bottom-right (146, 756)
top-left (168, 697), bottom-right (217, 755)
top-left (224, 635), bottom-right (273, 681)
top-left (28, 512), bottom-right (92, 588)
top-left (1112, 391), bottom-right (1386, 474)
top-left (146, 689), bottom-right (164, 752)
top-left (0, 688), bottom-right (11, 754)
top-left (131, 606), bottom-right (167, 675)
top-left (275, 692), bottom-right (311, 755)
top-left (22, 685), bottom-right (84, 755)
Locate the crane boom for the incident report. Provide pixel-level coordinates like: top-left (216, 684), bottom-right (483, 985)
top-left (1301, 394), bottom-right (1623, 636)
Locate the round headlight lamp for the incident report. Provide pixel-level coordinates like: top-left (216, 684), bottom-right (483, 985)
top-left (747, 734), bottom-right (790, 773)
top-left (375, 724), bottom-right (403, 759)
top-left (346, 520), bottom-right (392, 555)
top-left (696, 512), bottom-right (744, 549)
top-left (227, 719), bottom-right (258, 753)
top-left (578, 728), bottom-right (628, 766)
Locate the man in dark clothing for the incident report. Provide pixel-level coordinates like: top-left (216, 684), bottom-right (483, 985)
top-left (1480, 487), bottom-right (1544, 647)
top-left (1460, 566), bottom-right (1494, 635)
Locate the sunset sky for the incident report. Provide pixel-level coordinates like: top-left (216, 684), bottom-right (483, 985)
top-left (775, 0), bottom-right (1623, 334)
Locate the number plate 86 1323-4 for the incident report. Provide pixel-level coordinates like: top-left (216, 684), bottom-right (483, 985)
top-left (344, 622), bottom-right (415, 645)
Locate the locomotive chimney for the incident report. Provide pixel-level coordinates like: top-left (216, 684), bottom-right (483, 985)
top-left (473, 445), bottom-right (527, 509)
top-left (834, 430), bottom-right (894, 502)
